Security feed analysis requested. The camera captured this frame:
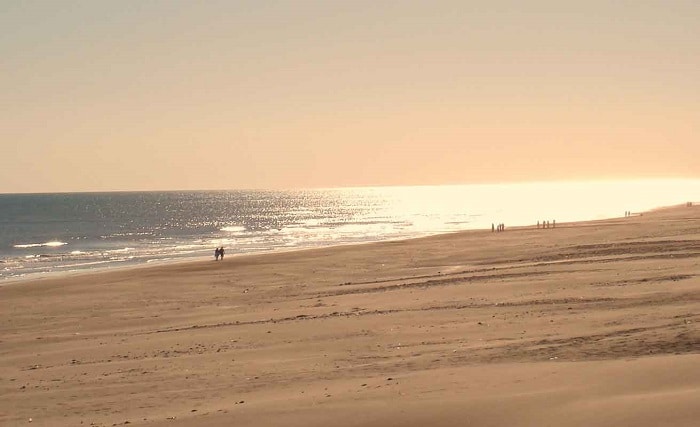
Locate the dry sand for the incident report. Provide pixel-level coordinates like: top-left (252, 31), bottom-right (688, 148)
top-left (1, 204), bottom-right (699, 426)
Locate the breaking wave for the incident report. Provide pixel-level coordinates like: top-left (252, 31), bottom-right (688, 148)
top-left (13, 241), bottom-right (68, 249)
top-left (221, 226), bottom-right (246, 233)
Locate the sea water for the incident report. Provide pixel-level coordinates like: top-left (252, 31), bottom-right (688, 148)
top-left (1, 179), bottom-right (697, 280)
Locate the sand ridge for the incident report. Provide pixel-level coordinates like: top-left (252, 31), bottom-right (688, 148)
top-left (1, 204), bottom-right (698, 426)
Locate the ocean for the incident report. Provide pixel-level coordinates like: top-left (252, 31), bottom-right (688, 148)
top-left (1, 180), bottom-right (697, 281)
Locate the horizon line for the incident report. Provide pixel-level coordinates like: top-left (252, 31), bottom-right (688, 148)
top-left (1, 177), bottom-right (699, 196)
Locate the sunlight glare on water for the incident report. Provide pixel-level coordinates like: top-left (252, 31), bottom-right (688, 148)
top-left (0, 179), bottom-right (697, 280)
top-left (351, 179), bottom-right (698, 232)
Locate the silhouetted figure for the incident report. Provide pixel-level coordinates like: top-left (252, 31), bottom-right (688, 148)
top-left (537, 220), bottom-right (540, 229)
top-left (219, 247), bottom-right (225, 260)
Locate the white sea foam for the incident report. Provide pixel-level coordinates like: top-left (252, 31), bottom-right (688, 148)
top-left (106, 247), bottom-right (135, 254)
top-left (55, 260), bottom-right (113, 269)
top-left (14, 241), bottom-right (67, 249)
top-left (173, 244), bottom-right (205, 250)
top-left (221, 226), bottom-right (246, 233)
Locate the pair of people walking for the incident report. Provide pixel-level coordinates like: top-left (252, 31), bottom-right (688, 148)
top-left (214, 247), bottom-right (225, 261)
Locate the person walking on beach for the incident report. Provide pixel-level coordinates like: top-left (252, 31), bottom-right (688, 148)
top-left (214, 247), bottom-right (220, 261)
top-left (219, 247), bottom-right (225, 260)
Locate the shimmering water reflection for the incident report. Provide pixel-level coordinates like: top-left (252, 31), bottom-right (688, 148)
top-left (1, 179), bottom-right (697, 280)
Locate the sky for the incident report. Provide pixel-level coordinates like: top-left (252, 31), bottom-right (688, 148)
top-left (1, 0), bottom-right (698, 193)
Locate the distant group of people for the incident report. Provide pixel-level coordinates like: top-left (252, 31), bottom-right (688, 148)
top-left (214, 247), bottom-right (225, 261)
top-left (493, 220), bottom-right (560, 232)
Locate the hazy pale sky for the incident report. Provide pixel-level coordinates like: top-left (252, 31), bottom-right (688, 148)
top-left (2, 0), bottom-right (698, 192)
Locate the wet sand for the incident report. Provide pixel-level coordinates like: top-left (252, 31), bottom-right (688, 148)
top-left (1, 204), bottom-right (699, 426)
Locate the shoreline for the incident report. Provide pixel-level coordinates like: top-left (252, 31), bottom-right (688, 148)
top-left (2, 202), bottom-right (689, 287)
top-left (1, 202), bottom-right (698, 426)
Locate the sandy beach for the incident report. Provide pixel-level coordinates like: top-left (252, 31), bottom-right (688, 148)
top-left (1, 204), bottom-right (698, 427)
